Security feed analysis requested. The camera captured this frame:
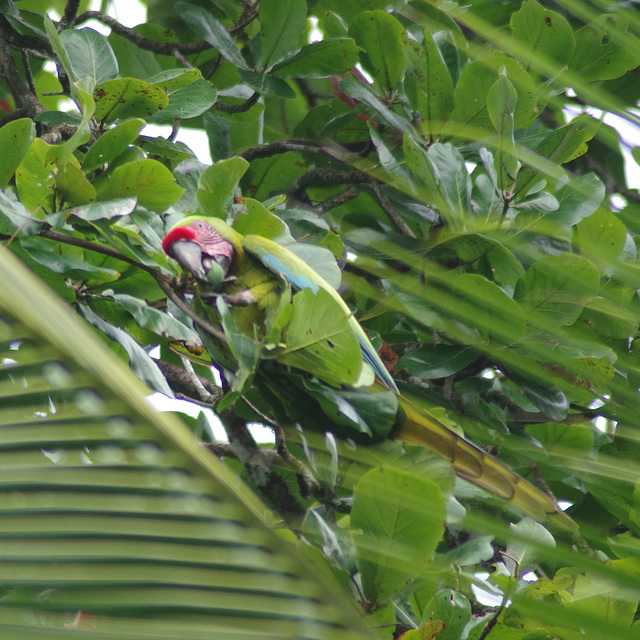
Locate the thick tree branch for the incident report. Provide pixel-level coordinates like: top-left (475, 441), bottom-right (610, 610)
top-left (218, 406), bottom-right (306, 527)
top-left (59, 0), bottom-right (82, 32)
top-left (155, 359), bottom-right (222, 404)
top-left (0, 17), bottom-right (47, 118)
top-left (0, 15), bottom-right (53, 57)
top-left (204, 436), bottom-right (351, 514)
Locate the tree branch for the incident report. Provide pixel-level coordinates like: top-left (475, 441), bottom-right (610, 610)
top-left (218, 406), bottom-right (306, 527)
top-left (74, 11), bottom-right (213, 55)
top-left (0, 17), bottom-right (47, 118)
top-left (59, 0), bottom-right (82, 32)
top-left (214, 92), bottom-right (260, 114)
top-left (155, 359), bottom-right (222, 405)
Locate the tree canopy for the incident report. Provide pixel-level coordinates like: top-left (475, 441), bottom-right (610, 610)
top-left (2, 0), bottom-right (640, 638)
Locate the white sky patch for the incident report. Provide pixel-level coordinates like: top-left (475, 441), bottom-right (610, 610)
top-left (308, 16), bottom-right (323, 43)
top-left (141, 124), bottom-right (212, 165)
top-left (564, 106), bottom-right (640, 189)
top-left (471, 572), bottom-right (506, 607)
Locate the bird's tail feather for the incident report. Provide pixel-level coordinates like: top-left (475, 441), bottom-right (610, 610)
top-left (394, 396), bottom-right (577, 532)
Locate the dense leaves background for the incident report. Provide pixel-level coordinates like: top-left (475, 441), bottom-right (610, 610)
top-left (2, 0), bottom-right (640, 637)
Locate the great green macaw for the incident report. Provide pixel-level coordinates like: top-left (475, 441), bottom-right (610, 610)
top-left (162, 215), bottom-right (576, 531)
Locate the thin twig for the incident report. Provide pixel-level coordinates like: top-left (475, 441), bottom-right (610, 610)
top-left (214, 91), bottom-right (260, 114)
top-left (179, 354), bottom-right (217, 403)
top-left (372, 182), bottom-right (416, 237)
top-left (74, 11), bottom-right (212, 55)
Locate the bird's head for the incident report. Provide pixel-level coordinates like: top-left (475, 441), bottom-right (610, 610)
top-left (162, 216), bottom-right (242, 286)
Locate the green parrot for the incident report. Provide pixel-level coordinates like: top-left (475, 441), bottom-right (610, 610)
top-left (162, 215), bottom-right (576, 531)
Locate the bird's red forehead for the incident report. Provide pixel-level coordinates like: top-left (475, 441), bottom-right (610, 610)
top-left (162, 225), bottom-right (196, 254)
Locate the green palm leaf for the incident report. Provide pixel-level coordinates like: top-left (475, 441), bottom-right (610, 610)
top-left (0, 246), bottom-right (374, 639)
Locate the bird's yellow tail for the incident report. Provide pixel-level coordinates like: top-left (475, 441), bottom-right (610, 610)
top-left (393, 396), bottom-right (577, 532)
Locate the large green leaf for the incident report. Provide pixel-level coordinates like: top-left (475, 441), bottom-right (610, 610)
top-left (0, 119), bottom-right (36, 189)
top-left (0, 246), bottom-right (377, 639)
top-left (97, 159), bottom-right (184, 211)
top-left (351, 465), bottom-right (445, 604)
top-left (59, 27), bottom-right (119, 85)
top-left (94, 78), bottom-right (168, 123)
top-left (259, 0), bottom-right (307, 69)
top-left (350, 11), bottom-right (406, 92)
top-left (514, 253), bottom-right (601, 327)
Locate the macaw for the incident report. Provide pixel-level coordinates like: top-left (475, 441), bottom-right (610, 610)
top-left (162, 215), bottom-right (576, 531)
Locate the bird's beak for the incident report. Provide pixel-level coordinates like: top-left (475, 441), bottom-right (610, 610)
top-left (169, 240), bottom-right (208, 282)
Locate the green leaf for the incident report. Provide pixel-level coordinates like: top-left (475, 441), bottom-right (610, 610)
top-left (59, 27), bottom-right (119, 85)
top-left (487, 70), bottom-right (519, 191)
top-left (449, 273), bottom-right (526, 343)
top-left (583, 295), bottom-right (638, 339)
top-left (137, 136), bottom-right (194, 169)
top-left (260, 0), bottom-right (307, 69)
top-left (34, 110), bottom-right (84, 126)
top-left (43, 16), bottom-right (77, 87)
top-left (276, 288), bottom-right (363, 387)
top-left (55, 160), bottom-right (97, 206)
top-left (569, 14), bottom-right (640, 82)
top-left (526, 423), bottom-right (594, 456)
top-left (0, 118), bottom-right (36, 189)
top-left (78, 303), bottom-right (174, 397)
top-left (15, 137), bottom-right (55, 214)
top-left (236, 69), bottom-right (296, 99)
top-left (48, 197), bottom-right (137, 227)
top-left (197, 157), bottom-right (250, 216)
top-left (83, 118), bottom-right (146, 173)
top-left (301, 376), bottom-right (398, 440)
top-left (148, 67), bottom-right (203, 92)
top-left (94, 77), bottom-right (169, 123)
top-left (510, 2), bottom-right (575, 73)
top-left (97, 159), bottom-right (184, 211)
top-left (428, 143), bottom-right (471, 222)
top-left (402, 134), bottom-right (446, 209)
top-left (0, 246), bottom-right (376, 639)
top-left (106, 292), bottom-right (201, 343)
top-left (147, 78), bottom-right (217, 121)
top-left (0, 188), bottom-right (41, 235)
top-left (404, 30), bottom-right (454, 138)
top-left (351, 465), bottom-right (446, 603)
top-left (178, 2), bottom-right (249, 70)
top-left (514, 253), bottom-right (601, 327)
top-left (272, 38), bottom-right (361, 77)
top-left (397, 345), bottom-right (478, 380)
top-left (421, 590), bottom-right (472, 639)
top-left (350, 11), bottom-right (406, 92)
top-left (20, 235), bottom-right (117, 281)
top-left (233, 198), bottom-right (290, 240)
top-left (217, 297), bottom-right (261, 391)
top-left (574, 208), bottom-right (626, 272)
top-left (515, 115), bottom-right (600, 196)
top-left (547, 173), bottom-right (606, 226)
top-left (504, 518), bottom-right (556, 576)
top-left (53, 78), bottom-right (96, 169)
top-left (447, 52), bottom-right (537, 138)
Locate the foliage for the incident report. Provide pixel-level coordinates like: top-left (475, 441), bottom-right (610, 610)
top-left (1, 0), bottom-right (640, 637)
